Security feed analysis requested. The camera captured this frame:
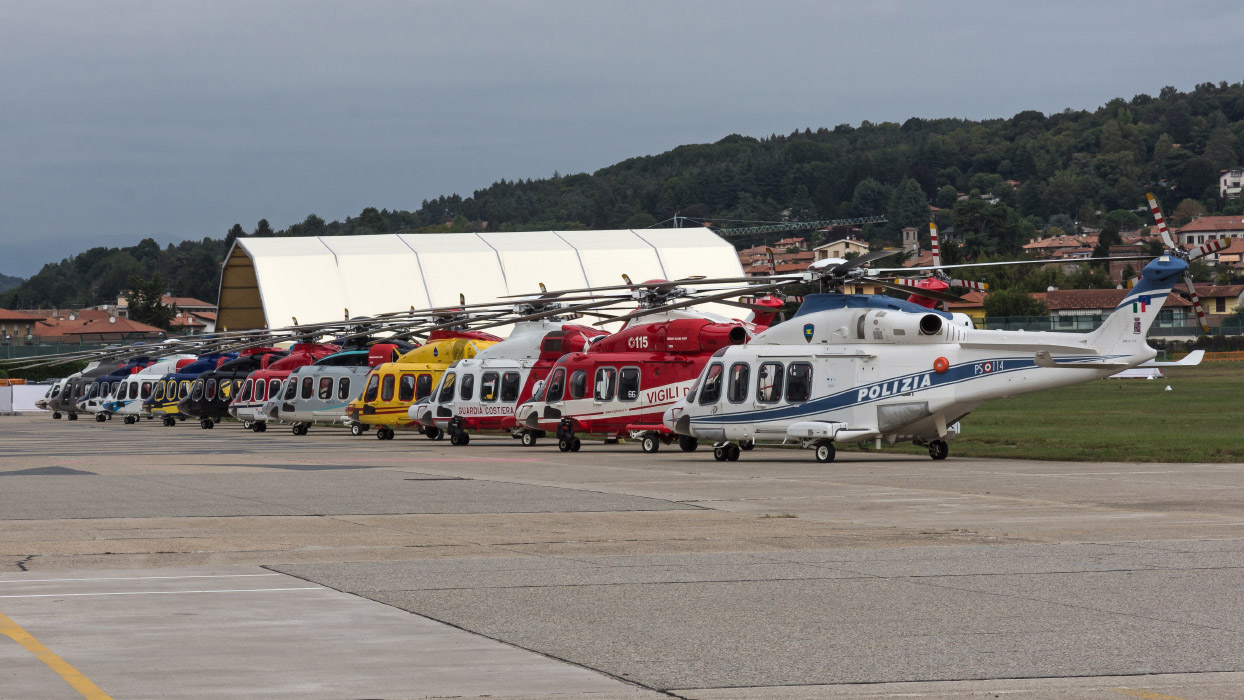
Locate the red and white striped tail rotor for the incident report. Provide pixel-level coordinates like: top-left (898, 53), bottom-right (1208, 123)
top-left (1185, 273), bottom-right (1209, 333)
top-left (929, 222), bottom-right (941, 267)
top-left (1190, 237), bottom-right (1229, 260)
top-left (1146, 192), bottom-right (1178, 250)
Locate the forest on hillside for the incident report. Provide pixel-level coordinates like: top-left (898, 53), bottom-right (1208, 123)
top-left (5, 81), bottom-right (1244, 310)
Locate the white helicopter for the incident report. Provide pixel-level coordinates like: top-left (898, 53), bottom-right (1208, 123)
top-left (662, 195), bottom-right (1202, 463)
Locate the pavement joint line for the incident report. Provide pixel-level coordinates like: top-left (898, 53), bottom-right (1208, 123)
top-left (0, 573), bottom-right (284, 584)
top-left (0, 587), bottom-right (324, 599)
top-left (0, 610), bottom-right (114, 700)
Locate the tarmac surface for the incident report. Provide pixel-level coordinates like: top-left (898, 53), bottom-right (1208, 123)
top-left (3, 413), bottom-right (1244, 699)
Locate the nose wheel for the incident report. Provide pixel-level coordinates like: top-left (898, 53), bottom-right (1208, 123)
top-left (712, 443), bottom-right (741, 462)
top-left (927, 439), bottom-right (949, 460)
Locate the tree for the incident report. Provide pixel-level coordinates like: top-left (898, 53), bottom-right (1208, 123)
top-left (253, 219), bottom-right (275, 237)
top-left (852, 178), bottom-right (890, 216)
top-left (225, 223), bottom-right (246, 249)
top-left (984, 289), bottom-right (1048, 317)
top-left (1091, 220), bottom-right (1122, 264)
top-left (125, 273), bottom-right (175, 331)
top-left (935, 185), bottom-right (959, 209)
top-left (888, 178), bottom-right (929, 229)
top-left (1172, 199), bottom-right (1205, 228)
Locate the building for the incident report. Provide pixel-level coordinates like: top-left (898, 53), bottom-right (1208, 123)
top-left (1022, 233), bottom-right (1099, 259)
top-left (1221, 168), bottom-right (1243, 200)
top-left (1174, 216), bottom-right (1244, 248)
top-left (1192, 285), bottom-right (1244, 317)
top-left (0, 309), bottom-right (43, 341)
top-left (812, 238), bottom-right (870, 262)
top-left (1033, 289), bottom-right (1192, 332)
top-left (1215, 238), bottom-right (1244, 270)
top-left (218, 229), bottom-right (746, 332)
top-left (111, 294), bottom-right (216, 319)
top-left (61, 315), bottom-right (165, 342)
top-left (771, 236), bottom-right (808, 251)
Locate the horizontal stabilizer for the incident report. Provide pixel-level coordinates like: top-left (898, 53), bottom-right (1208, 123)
top-left (1139, 349), bottom-right (1204, 367)
top-left (1034, 351), bottom-right (1128, 370)
top-left (962, 341), bottom-right (1092, 354)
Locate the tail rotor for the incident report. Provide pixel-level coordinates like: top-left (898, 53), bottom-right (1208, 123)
top-left (1146, 192), bottom-right (1223, 333)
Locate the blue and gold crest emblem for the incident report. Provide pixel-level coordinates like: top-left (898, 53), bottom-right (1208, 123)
top-left (802, 323), bottom-right (815, 343)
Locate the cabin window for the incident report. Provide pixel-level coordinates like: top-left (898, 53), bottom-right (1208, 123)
top-left (154, 382), bottom-right (165, 401)
top-left (618, 367), bottom-right (640, 402)
top-left (699, 363), bottom-right (724, 405)
top-left (480, 372), bottom-right (499, 402)
top-left (255, 380), bottom-right (267, 402)
top-left (500, 372), bottom-right (520, 402)
top-left (399, 374), bottom-right (415, 402)
top-left (51, 385), bottom-right (61, 398)
top-left (283, 379), bottom-right (298, 400)
top-left (111, 381), bottom-right (121, 396)
top-left (206, 379), bottom-right (217, 401)
top-left (437, 373), bottom-right (457, 403)
top-left (268, 379), bottom-right (281, 400)
top-left (416, 374), bottom-right (432, 400)
top-left (191, 380), bottom-right (204, 402)
top-left (594, 367), bottom-right (616, 401)
top-left (338, 377), bottom-right (351, 400)
top-left (180, 381), bottom-right (192, 400)
top-left (756, 362), bottom-right (784, 403)
top-left (363, 374), bottom-right (380, 402)
top-left (381, 374), bottom-right (395, 402)
top-left (239, 379), bottom-right (253, 402)
top-left (568, 369), bottom-right (587, 400)
top-left (318, 377), bottom-right (333, 400)
top-left (142, 382), bottom-right (153, 400)
top-left (786, 362), bottom-right (812, 403)
top-left (302, 377), bottom-right (314, 400)
top-left (727, 363), bottom-right (750, 404)
top-left (685, 377), bottom-right (700, 404)
top-left (545, 368), bottom-right (566, 402)
top-left (460, 373), bottom-right (475, 401)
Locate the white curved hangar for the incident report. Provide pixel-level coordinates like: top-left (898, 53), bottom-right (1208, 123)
top-left (216, 229), bottom-right (745, 332)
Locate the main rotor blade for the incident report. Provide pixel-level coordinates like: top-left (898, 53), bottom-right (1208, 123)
top-left (870, 255), bottom-right (1154, 274)
top-left (825, 248), bottom-right (901, 276)
top-left (593, 283), bottom-right (788, 326)
top-left (870, 279), bottom-right (964, 304)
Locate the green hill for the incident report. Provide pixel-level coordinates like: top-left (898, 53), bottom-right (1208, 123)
top-left (4, 81), bottom-right (1243, 311)
top-left (0, 272), bottom-right (23, 294)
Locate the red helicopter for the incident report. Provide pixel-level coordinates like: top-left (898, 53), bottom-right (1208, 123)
top-left (509, 278), bottom-right (788, 453)
top-left (887, 223), bottom-right (988, 311)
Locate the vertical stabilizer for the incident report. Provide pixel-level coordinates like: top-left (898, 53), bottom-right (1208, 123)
top-left (1087, 256), bottom-right (1187, 356)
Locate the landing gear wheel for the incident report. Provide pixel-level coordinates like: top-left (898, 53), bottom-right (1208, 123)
top-left (243, 421), bottom-right (252, 430)
top-left (376, 427), bottom-right (394, 440)
top-left (713, 446), bottom-right (728, 462)
top-left (53, 412), bottom-right (62, 419)
top-left (163, 416), bottom-right (176, 427)
top-left (815, 441), bottom-right (836, 464)
top-left (679, 435), bottom-right (699, 452)
top-left (200, 418), bottom-right (213, 429)
top-left (350, 423), bottom-right (364, 436)
top-left (125, 416), bottom-right (137, 425)
top-left (106, 413), bottom-right (112, 421)
top-left (725, 443), bottom-right (741, 461)
top-left (641, 433), bottom-right (660, 454)
top-left (558, 438), bottom-right (571, 452)
top-left (521, 431), bottom-right (537, 447)
top-left (68, 413), bottom-right (78, 421)
top-left (740, 440), bottom-right (755, 451)
top-left (253, 421), bottom-right (267, 433)
top-left (95, 413), bottom-right (107, 422)
top-left (570, 437), bottom-right (581, 452)
top-left (292, 424), bottom-right (308, 436)
top-left (928, 440), bottom-right (949, 461)
top-left (425, 427), bottom-right (443, 441)
top-left (450, 432), bottom-right (464, 446)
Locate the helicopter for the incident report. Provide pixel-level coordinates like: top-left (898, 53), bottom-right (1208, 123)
top-left (107, 355), bottom-right (198, 423)
top-left (661, 195), bottom-right (1199, 463)
top-left (143, 352), bottom-right (239, 426)
top-left (508, 278), bottom-right (788, 452)
top-left (226, 342), bottom-right (340, 431)
top-left (78, 356), bottom-right (157, 421)
top-left (416, 320), bottom-right (607, 445)
top-left (176, 346), bottom-right (289, 429)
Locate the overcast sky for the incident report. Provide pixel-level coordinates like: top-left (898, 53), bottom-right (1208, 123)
top-left (1, 0), bottom-right (1241, 277)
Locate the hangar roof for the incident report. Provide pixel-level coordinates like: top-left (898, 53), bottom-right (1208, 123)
top-left (216, 229), bottom-right (746, 333)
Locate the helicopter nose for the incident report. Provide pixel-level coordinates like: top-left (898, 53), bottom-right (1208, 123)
top-left (662, 406), bottom-right (679, 433)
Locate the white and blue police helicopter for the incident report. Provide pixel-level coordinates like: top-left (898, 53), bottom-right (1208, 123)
top-left (663, 196), bottom-right (1207, 463)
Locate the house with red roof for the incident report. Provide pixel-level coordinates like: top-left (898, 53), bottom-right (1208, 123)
top-left (1174, 216), bottom-right (1244, 248)
top-left (0, 308), bottom-right (44, 341)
